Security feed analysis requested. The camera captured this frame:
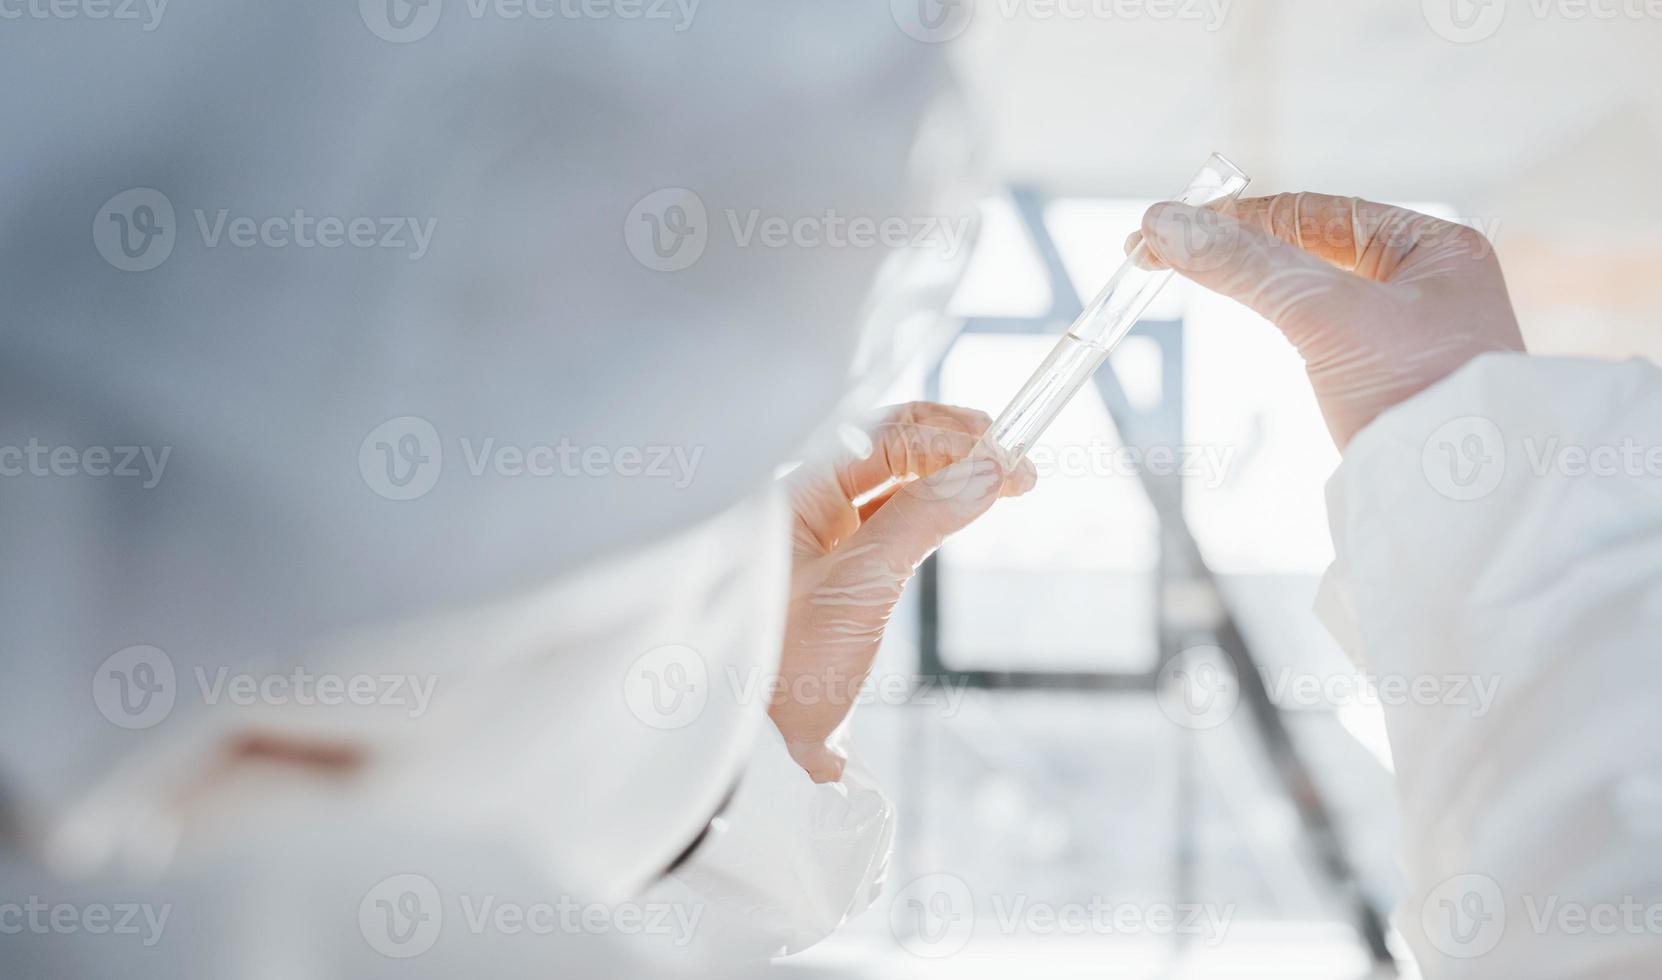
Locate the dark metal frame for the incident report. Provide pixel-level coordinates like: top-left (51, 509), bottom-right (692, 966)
top-left (916, 186), bottom-right (1396, 970)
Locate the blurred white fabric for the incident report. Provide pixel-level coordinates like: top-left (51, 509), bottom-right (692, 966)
top-left (0, 2), bottom-right (952, 974)
top-left (1319, 353), bottom-right (1662, 979)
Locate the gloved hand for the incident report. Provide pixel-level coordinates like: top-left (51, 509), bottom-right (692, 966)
top-left (771, 402), bottom-right (1036, 782)
top-left (1130, 193), bottom-right (1526, 448)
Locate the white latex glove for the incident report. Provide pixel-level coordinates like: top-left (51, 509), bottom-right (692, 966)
top-left (1132, 193), bottom-right (1526, 447)
top-left (772, 402), bottom-right (1036, 781)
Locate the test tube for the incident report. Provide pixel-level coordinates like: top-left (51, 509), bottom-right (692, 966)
top-left (979, 153), bottom-right (1250, 463)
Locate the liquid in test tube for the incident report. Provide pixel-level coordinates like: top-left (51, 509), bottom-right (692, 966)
top-left (980, 153), bottom-right (1250, 463)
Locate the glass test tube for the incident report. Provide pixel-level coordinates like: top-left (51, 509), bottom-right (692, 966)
top-left (979, 153), bottom-right (1250, 463)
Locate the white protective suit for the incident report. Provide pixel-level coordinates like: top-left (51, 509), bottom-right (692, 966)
top-left (0, 2), bottom-right (961, 975)
top-left (1317, 352), bottom-right (1662, 979)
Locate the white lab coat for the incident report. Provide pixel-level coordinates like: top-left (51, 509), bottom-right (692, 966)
top-left (1317, 352), bottom-right (1662, 979)
top-left (0, 487), bottom-right (892, 976)
top-left (0, 2), bottom-right (935, 975)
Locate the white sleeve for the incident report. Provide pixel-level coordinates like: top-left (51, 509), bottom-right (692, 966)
top-left (645, 723), bottom-right (895, 960)
top-left (1315, 352), bottom-right (1662, 979)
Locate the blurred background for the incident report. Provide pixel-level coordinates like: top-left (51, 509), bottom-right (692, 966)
top-left (785, 3), bottom-right (1662, 977)
top-left (7, 1), bottom-right (1659, 976)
